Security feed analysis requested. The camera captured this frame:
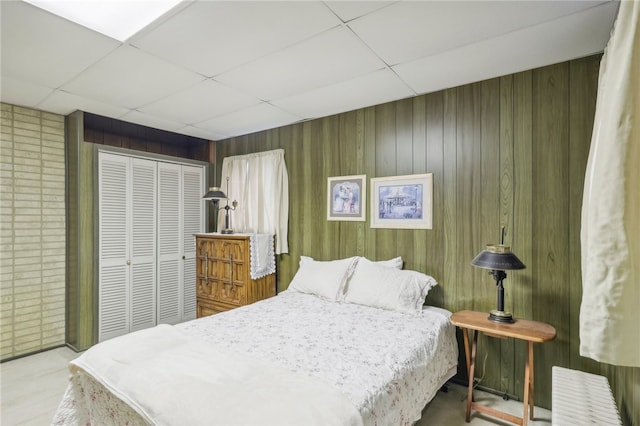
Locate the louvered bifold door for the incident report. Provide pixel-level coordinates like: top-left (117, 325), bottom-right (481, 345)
top-left (130, 158), bottom-right (157, 332)
top-left (98, 153), bottom-right (130, 342)
top-left (181, 165), bottom-right (204, 321)
top-left (157, 162), bottom-right (182, 325)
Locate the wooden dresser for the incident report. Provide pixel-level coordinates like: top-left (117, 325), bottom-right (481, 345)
top-left (194, 233), bottom-right (276, 318)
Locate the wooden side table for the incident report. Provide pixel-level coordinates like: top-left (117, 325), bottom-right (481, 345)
top-left (450, 310), bottom-right (556, 426)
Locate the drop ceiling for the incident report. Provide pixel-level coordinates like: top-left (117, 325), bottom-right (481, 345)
top-left (1, 1), bottom-right (619, 141)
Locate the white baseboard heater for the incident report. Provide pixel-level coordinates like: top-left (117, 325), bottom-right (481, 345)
top-left (552, 366), bottom-right (621, 426)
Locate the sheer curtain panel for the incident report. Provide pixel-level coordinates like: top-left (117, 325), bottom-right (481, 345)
top-left (219, 149), bottom-right (289, 254)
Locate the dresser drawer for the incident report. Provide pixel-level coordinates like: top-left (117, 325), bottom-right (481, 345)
top-left (196, 299), bottom-right (237, 317)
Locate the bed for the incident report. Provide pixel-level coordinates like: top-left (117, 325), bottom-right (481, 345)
top-left (52, 256), bottom-right (458, 426)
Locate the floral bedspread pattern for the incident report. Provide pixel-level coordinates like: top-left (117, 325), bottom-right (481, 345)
top-left (53, 371), bottom-right (146, 426)
top-left (179, 291), bottom-right (458, 426)
top-left (53, 291), bottom-right (457, 426)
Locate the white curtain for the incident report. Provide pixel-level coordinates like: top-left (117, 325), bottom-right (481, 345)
top-left (218, 149), bottom-right (289, 254)
top-left (580, 1), bottom-right (640, 367)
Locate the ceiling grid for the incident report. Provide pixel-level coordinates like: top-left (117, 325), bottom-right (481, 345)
top-left (1, 0), bottom-right (618, 141)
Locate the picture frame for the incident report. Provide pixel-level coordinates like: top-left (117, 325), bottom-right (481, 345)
top-left (370, 173), bottom-right (433, 229)
top-left (327, 175), bottom-right (366, 221)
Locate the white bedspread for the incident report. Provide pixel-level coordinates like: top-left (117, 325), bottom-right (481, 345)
top-left (66, 324), bottom-right (361, 426)
top-left (53, 292), bottom-right (458, 426)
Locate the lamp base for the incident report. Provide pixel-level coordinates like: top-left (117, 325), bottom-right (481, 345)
top-left (220, 228), bottom-right (234, 234)
top-left (488, 309), bottom-right (514, 323)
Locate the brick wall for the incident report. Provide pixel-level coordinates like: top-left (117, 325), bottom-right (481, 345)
top-left (0, 103), bottom-right (66, 359)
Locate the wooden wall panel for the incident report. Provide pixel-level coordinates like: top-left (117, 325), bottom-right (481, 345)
top-left (479, 78), bottom-right (503, 392)
top-left (395, 97), bottom-right (417, 276)
top-left (373, 103), bottom-right (398, 262)
top-left (363, 107), bottom-right (377, 260)
top-left (457, 84), bottom-right (483, 314)
top-left (532, 63), bottom-right (571, 400)
top-left (65, 111), bottom-right (97, 351)
top-left (498, 75), bottom-right (516, 393)
top-left (512, 70), bottom-right (535, 395)
top-left (442, 88), bottom-right (459, 313)
top-left (316, 119), bottom-right (334, 260)
top-left (424, 93), bottom-right (445, 308)
top-left (214, 54), bottom-right (639, 424)
top-left (65, 112), bottom-right (80, 348)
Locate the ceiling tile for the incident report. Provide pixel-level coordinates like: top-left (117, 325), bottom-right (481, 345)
top-left (61, 45), bottom-right (204, 109)
top-left (196, 103), bottom-right (302, 140)
top-left (394, 1), bottom-right (618, 95)
top-left (120, 110), bottom-right (186, 133)
top-left (324, 1), bottom-right (395, 22)
top-left (0, 1), bottom-right (120, 88)
top-left (0, 77), bottom-right (53, 109)
top-left (139, 80), bottom-right (262, 125)
top-left (349, 1), bottom-right (610, 65)
top-left (176, 125), bottom-right (221, 141)
top-left (273, 69), bottom-right (414, 120)
top-left (132, 1), bottom-right (342, 77)
top-left (38, 90), bottom-right (131, 117)
top-left (1, 0), bottom-right (617, 141)
top-left (217, 26), bottom-right (387, 101)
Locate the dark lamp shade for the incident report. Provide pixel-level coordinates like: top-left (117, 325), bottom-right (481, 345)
top-left (202, 187), bottom-right (227, 200)
top-left (471, 244), bottom-right (525, 270)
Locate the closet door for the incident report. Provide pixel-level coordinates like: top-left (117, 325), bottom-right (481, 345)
top-left (157, 162), bottom-right (182, 325)
top-left (98, 153), bottom-right (130, 342)
top-left (157, 163), bottom-right (204, 323)
top-left (182, 165), bottom-right (204, 321)
top-left (130, 158), bottom-right (157, 332)
top-left (99, 151), bottom-right (205, 337)
top-left (98, 154), bottom-right (157, 341)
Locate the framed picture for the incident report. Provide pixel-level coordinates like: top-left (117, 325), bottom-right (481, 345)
top-left (370, 173), bottom-right (433, 229)
top-left (327, 175), bottom-right (366, 221)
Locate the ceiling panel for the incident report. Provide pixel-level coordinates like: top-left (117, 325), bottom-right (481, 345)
top-left (216, 26), bottom-right (387, 101)
top-left (0, 77), bottom-right (53, 109)
top-left (273, 68), bottom-right (415, 119)
top-left (61, 45), bottom-right (204, 109)
top-left (38, 90), bottom-right (130, 117)
top-left (0, 0), bottom-right (618, 141)
top-left (176, 124), bottom-right (222, 140)
top-left (0, 1), bottom-right (120, 88)
top-left (132, 1), bottom-right (342, 77)
top-left (196, 103), bottom-right (302, 139)
top-left (324, 1), bottom-right (395, 22)
top-left (138, 79), bottom-right (262, 125)
top-left (120, 109), bottom-right (186, 133)
top-left (393, 1), bottom-right (619, 95)
top-left (348, 1), bottom-right (610, 66)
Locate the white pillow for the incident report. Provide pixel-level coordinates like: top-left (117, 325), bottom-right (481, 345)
top-left (363, 256), bottom-right (403, 269)
top-left (344, 260), bottom-right (437, 315)
top-left (287, 256), bottom-right (358, 302)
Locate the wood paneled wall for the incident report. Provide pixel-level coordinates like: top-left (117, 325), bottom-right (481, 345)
top-left (216, 55), bottom-right (639, 424)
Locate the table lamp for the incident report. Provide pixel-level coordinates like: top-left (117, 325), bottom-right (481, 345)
top-left (471, 230), bottom-right (525, 323)
top-left (202, 187), bottom-right (227, 233)
top-left (219, 177), bottom-right (238, 234)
